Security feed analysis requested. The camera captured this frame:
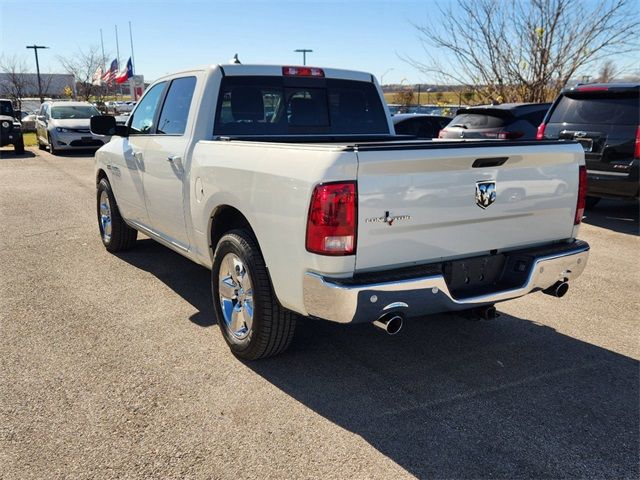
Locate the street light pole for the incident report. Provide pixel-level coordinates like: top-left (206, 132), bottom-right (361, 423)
top-left (294, 49), bottom-right (313, 66)
top-left (26, 45), bottom-right (49, 104)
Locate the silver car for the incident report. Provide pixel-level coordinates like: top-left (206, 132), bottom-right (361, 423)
top-left (36, 101), bottom-right (110, 154)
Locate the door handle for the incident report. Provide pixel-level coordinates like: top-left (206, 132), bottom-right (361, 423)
top-left (167, 155), bottom-right (182, 163)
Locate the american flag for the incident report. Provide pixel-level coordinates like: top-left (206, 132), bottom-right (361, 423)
top-left (102, 59), bottom-right (119, 84)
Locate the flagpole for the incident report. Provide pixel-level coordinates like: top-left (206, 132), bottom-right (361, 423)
top-left (128, 21), bottom-right (136, 101)
top-left (99, 28), bottom-right (106, 102)
top-left (115, 25), bottom-right (121, 100)
top-left (100, 29), bottom-right (106, 68)
top-left (128, 21), bottom-right (135, 71)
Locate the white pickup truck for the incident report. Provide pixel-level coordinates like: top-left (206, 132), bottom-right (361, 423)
top-left (91, 64), bottom-right (590, 359)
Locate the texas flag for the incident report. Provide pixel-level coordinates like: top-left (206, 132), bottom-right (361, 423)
top-left (115, 57), bottom-right (134, 84)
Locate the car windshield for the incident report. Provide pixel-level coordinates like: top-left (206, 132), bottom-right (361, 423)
top-left (0, 101), bottom-right (14, 116)
top-left (549, 92), bottom-right (639, 125)
top-left (50, 105), bottom-right (100, 120)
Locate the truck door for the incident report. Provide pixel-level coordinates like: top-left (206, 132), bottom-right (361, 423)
top-left (141, 76), bottom-right (197, 248)
top-left (112, 81), bottom-right (167, 228)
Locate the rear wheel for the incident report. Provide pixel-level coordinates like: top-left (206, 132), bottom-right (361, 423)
top-left (585, 196), bottom-right (601, 209)
top-left (212, 229), bottom-right (296, 360)
top-left (14, 136), bottom-right (24, 154)
top-left (97, 178), bottom-right (137, 252)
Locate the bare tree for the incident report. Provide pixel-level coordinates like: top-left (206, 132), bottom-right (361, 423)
top-left (0, 55), bottom-right (35, 110)
top-left (402, 0), bottom-right (639, 103)
top-left (392, 85), bottom-right (415, 112)
top-left (598, 60), bottom-right (618, 83)
top-left (58, 46), bottom-right (104, 101)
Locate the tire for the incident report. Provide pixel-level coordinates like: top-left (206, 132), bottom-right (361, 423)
top-left (212, 229), bottom-right (296, 360)
top-left (48, 134), bottom-right (57, 155)
top-left (96, 178), bottom-right (137, 252)
top-left (585, 196), bottom-right (601, 209)
top-left (14, 136), bottom-right (24, 154)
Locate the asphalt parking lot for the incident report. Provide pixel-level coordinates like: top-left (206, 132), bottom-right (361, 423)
top-left (1, 147), bottom-right (638, 479)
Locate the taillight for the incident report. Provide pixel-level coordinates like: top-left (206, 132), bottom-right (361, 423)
top-left (497, 131), bottom-right (524, 140)
top-left (576, 85), bottom-right (609, 92)
top-left (306, 182), bottom-right (357, 255)
top-left (575, 165), bottom-right (587, 225)
top-left (634, 126), bottom-right (640, 159)
top-left (536, 123), bottom-right (546, 140)
top-left (282, 66), bottom-right (325, 77)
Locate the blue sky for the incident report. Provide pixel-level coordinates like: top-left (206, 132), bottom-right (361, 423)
top-left (1, 0), bottom-right (638, 84)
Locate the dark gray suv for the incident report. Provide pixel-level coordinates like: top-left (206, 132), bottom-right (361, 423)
top-left (0, 99), bottom-right (25, 154)
top-left (537, 83), bottom-right (639, 207)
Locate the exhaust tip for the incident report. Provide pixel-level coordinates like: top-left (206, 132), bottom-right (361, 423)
top-left (544, 281), bottom-right (569, 298)
top-left (373, 313), bottom-right (404, 335)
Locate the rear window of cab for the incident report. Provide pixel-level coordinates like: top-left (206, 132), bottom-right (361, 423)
top-left (214, 76), bottom-right (388, 135)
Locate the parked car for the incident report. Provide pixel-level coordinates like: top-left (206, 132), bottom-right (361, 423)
top-left (20, 111), bottom-right (37, 132)
top-left (537, 83), bottom-right (639, 207)
top-left (36, 101), bottom-right (109, 154)
top-left (393, 114), bottom-right (451, 139)
top-left (0, 99), bottom-right (24, 154)
top-left (439, 103), bottom-right (551, 140)
top-left (90, 64), bottom-right (589, 360)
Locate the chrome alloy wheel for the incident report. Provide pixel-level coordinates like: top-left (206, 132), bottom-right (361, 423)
top-left (99, 190), bottom-right (112, 243)
top-left (218, 253), bottom-right (254, 340)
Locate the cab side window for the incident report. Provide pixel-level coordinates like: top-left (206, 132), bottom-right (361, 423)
top-left (157, 76), bottom-right (197, 135)
top-left (129, 82), bottom-right (166, 134)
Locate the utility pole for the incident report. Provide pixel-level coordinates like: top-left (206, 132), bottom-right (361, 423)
top-left (26, 45), bottom-right (48, 103)
top-left (294, 49), bottom-right (313, 66)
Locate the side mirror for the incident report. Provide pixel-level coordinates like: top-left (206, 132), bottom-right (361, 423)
top-left (37, 115), bottom-right (45, 121)
top-left (91, 115), bottom-right (128, 137)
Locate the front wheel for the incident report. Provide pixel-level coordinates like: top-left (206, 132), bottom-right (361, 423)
top-left (212, 230), bottom-right (296, 360)
top-left (48, 134), bottom-right (57, 155)
top-left (96, 178), bottom-right (137, 252)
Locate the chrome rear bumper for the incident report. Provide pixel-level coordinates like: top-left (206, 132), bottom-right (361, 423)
top-left (303, 240), bottom-right (589, 324)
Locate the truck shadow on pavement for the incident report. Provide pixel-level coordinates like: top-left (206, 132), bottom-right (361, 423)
top-left (583, 199), bottom-right (639, 236)
top-left (249, 315), bottom-right (639, 479)
top-left (115, 238), bottom-right (638, 478)
top-left (0, 149), bottom-right (37, 159)
top-left (115, 239), bottom-right (216, 327)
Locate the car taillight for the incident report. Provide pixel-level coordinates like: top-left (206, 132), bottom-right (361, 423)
top-left (497, 131), bottom-right (524, 140)
top-left (282, 66), bottom-right (325, 77)
top-left (635, 126), bottom-right (640, 159)
top-left (575, 165), bottom-right (587, 225)
top-left (576, 85), bottom-right (609, 92)
top-left (536, 123), bottom-right (546, 140)
top-left (306, 182), bottom-right (357, 255)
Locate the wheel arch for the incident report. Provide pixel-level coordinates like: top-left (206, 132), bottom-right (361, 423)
top-left (96, 168), bottom-right (108, 186)
top-left (208, 205), bottom-right (259, 261)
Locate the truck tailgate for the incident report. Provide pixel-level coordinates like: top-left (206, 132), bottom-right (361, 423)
top-left (355, 141), bottom-right (583, 271)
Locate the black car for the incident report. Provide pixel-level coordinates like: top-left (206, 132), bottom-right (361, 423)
top-left (537, 83), bottom-right (639, 207)
top-left (392, 114), bottom-right (451, 139)
top-left (0, 99), bottom-right (25, 154)
top-left (439, 103), bottom-right (551, 140)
